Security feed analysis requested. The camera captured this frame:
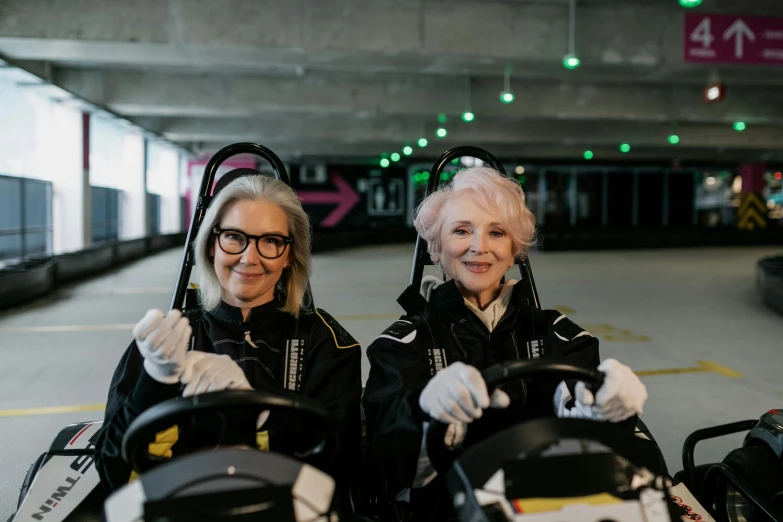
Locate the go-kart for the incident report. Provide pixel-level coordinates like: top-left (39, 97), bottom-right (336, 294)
top-left (11, 389), bottom-right (348, 522)
top-left (9, 142), bottom-right (357, 521)
top-left (425, 359), bottom-right (687, 522)
top-left (673, 411), bottom-right (783, 521)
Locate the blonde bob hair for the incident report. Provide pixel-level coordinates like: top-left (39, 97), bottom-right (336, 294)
top-left (192, 175), bottom-right (312, 317)
top-left (413, 166), bottom-right (537, 263)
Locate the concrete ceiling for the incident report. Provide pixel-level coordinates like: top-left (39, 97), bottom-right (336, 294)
top-left (2, 0), bottom-right (783, 162)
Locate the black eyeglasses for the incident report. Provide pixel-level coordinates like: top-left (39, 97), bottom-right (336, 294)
top-left (213, 227), bottom-right (293, 259)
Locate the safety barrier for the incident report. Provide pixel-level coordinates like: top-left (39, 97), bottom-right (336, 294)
top-left (0, 233), bottom-right (186, 310)
top-left (539, 227), bottom-right (783, 251)
top-left (757, 255), bottom-right (783, 317)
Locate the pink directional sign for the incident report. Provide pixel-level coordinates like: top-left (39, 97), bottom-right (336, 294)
top-left (684, 13), bottom-right (783, 65)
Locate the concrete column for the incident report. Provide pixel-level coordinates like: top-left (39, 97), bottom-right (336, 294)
top-left (118, 131), bottom-right (146, 240)
top-left (143, 139), bottom-right (150, 236)
top-left (81, 112), bottom-right (93, 247)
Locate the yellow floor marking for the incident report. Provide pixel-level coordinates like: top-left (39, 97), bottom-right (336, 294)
top-left (0, 403), bottom-right (105, 418)
top-left (636, 360), bottom-right (743, 378)
top-left (554, 306), bottom-right (577, 315)
top-left (583, 324), bottom-right (651, 342)
top-left (78, 287), bottom-right (170, 295)
top-left (0, 323), bottom-right (134, 333)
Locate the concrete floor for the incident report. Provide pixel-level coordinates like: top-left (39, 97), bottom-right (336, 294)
top-left (2, 244), bottom-right (783, 518)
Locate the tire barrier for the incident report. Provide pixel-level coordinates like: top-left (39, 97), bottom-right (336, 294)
top-left (539, 227), bottom-right (783, 251)
top-left (0, 233), bottom-right (186, 311)
top-left (757, 254), bottom-right (783, 317)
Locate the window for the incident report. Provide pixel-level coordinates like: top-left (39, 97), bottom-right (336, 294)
top-left (148, 193), bottom-right (161, 236)
top-left (0, 175), bottom-right (52, 262)
top-left (91, 186), bottom-right (121, 243)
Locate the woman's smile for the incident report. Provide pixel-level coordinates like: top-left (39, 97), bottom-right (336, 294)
top-left (463, 261), bottom-right (492, 273)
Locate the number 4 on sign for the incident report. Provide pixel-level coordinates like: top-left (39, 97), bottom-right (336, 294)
top-left (691, 18), bottom-right (715, 48)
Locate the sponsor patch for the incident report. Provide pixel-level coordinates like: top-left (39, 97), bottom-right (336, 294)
top-left (527, 339), bottom-right (544, 359)
top-left (375, 320), bottom-right (417, 344)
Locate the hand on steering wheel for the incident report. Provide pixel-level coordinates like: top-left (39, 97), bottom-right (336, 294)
top-left (419, 362), bottom-right (510, 424)
top-left (560, 359), bottom-right (647, 422)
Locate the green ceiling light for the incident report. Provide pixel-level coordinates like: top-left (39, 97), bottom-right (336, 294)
top-left (462, 111), bottom-right (475, 122)
top-left (438, 113), bottom-right (447, 124)
top-left (440, 172), bottom-right (449, 181)
top-left (380, 158), bottom-right (390, 168)
top-left (679, 0), bottom-right (703, 7)
top-left (403, 146), bottom-right (413, 156)
top-left (733, 121), bottom-right (746, 132)
top-left (620, 143), bottom-right (631, 153)
top-left (584, 150), bottom-right (594, 160)
top-left (563, 54), bottom-right (580, 70)
top-left (422, 171), bottom-right (430, 180)
top-left (668, 134), bottom-right (680, 145)
top-left (436, 128), bottom-right (448, 138)
top-left (418, 138), bottom-right (428, 148)
top-left (391, 152), bottom-right (401, 162)
top-left (500, 91), bottom-right (515, 104)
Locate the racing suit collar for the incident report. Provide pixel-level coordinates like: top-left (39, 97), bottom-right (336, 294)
top-left (208, 299), bottom-right (285, 327)
top-left (429, 279), bottom-right (528, 325)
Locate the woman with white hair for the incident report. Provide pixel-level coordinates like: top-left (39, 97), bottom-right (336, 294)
top-left (95, 172), bottom-right (362, 493)
top-left (363, 166), bottom-right (647, 520)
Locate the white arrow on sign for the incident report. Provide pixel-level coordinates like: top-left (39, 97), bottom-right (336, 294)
top-left (723, 18), bottom-right (755, 58)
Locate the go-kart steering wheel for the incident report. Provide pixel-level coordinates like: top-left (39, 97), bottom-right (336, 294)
top-left (426, 360), bottom-right (605, 473)
top-left (122, 389), bottom-right (338, 474)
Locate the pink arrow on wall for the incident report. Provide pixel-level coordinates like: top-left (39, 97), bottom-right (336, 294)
top-left (298, 172), bottom-right (360, 227)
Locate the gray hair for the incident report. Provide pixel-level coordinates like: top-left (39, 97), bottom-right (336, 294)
top-left (192, 175), bottom-right (312, 317)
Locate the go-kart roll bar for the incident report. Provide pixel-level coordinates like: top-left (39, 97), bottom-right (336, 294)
top-left (170, 143), bottom-right (291, 311)
top-left (408, 146), bottom-right (540, 309)
top-left (680, 418), bottom-right (758, 492)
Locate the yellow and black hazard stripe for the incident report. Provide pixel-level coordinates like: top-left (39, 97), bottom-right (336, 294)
top-left (737, 192), bottom-right (767, 230)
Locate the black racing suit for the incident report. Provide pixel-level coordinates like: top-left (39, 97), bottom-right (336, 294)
top-left (362, 280), bottom-right (600, 519)
top-left (95, 300), bottom-right (362, 493)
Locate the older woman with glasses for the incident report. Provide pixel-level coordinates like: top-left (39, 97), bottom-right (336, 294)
top-left (95, 173), bottom-right (362, 493)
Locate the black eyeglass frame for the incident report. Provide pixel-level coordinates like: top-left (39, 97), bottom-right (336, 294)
top-left (212, 227), bottom-right (293, 259)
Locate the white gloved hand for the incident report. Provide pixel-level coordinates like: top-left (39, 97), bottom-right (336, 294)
top-left (133, 309), bottom-right (192, 384)
top-left (580, 358), bottom-right (648, 422)
top-left (419, 362), bottom-right (510, 424)
top-left (180, 351), bottom-right (253, 397)
top-left (181, 352), bottom-right (268, 429)
top-left (554, 381), bottom-right (596, 419)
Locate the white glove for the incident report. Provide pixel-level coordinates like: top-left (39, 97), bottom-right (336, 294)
top-left (180, 351), bottom-right (252, 397)
top-left (133, 309), bottom-right (192, 384)
top-left (180, 352), bottom-right (269, 429)
top-left (554, 381), bottom-right (596, 419)
top-left (419, 362), bottom-right (510, 424)
top-left (573, 359), bottom-right (648, 422)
